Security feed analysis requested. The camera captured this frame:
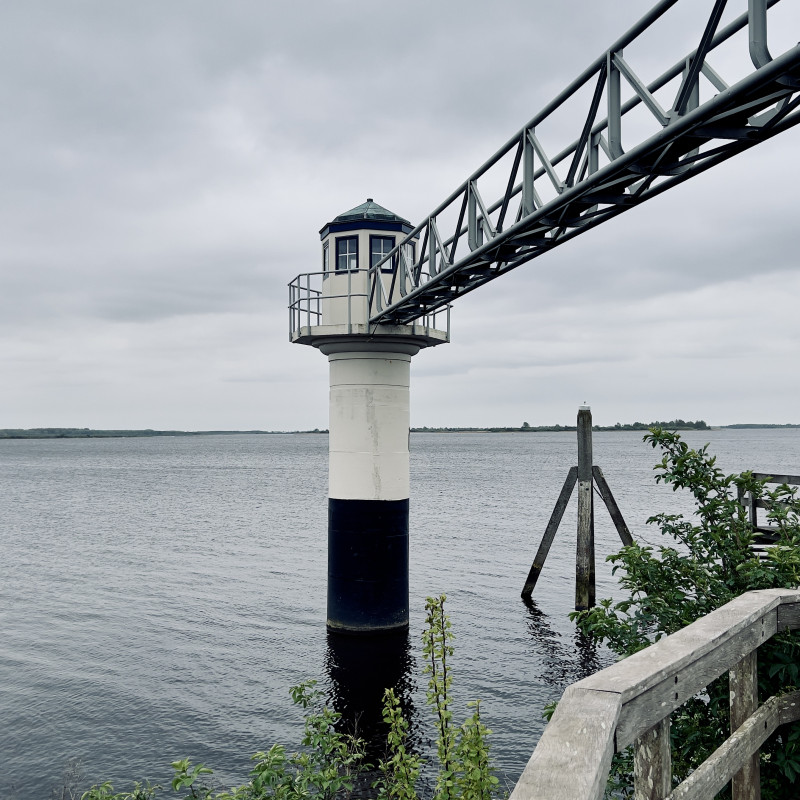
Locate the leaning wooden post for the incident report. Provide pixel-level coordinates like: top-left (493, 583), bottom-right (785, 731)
top-left (521, 467), bottom-right (578, 599)
top-left (575, 405), bottom-right (595, 610)
top-left (593, 465), bottom-right (634, 546)
top-left (730, 650), bottom-right (761, 800)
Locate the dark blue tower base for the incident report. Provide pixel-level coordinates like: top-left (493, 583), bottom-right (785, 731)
top-left (327, 498), bottom-right (409, 634)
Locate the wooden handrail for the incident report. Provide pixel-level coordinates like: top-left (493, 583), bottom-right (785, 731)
top-left (750, 473), bottom-right (800, 486)
top-left (510, 588), bottom-right (800, 800)
top-left (738, 473), bottom-right (799, 532)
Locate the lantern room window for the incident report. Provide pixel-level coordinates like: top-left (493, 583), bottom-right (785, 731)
top-left (336, 236), bottom-right (359, 271)
top-left (403, 241), bottom-right (416, 269)
top-left (370, 235), bottom-right (396, 273)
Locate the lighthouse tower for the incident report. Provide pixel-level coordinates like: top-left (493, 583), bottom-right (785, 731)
top-left (289, 199), bottom-right (449, 634)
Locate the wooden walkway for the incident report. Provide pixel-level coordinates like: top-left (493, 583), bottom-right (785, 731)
top-left (738, 472), bottom-right (800, 558)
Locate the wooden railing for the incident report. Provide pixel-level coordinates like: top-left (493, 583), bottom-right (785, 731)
top-left (510, 589), bottom-right (800, 800)
top-left (738, 474), bottom-right (800, 554)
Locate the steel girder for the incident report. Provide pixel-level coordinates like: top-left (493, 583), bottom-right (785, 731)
top-left (367, 0), bottom-right (800, 326)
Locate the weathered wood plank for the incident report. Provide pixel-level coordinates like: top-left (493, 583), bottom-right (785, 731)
top-left (521, 466), bottom-right (577, 598)
top-left (730, 651), bottom-right (760, 800)
top-left (634, 717), bottom-right (671, 800)
top-left (779, 690), bottom-right (800, 725)
top-left (589, 495), bottom-right (595, 608)
top-left (751, 472), bottom-right (800, 485)
top-left (750, 498), bottom-right (793, 510)
top-left (576, 479), bottom-right (594, 610)
top-left (592, 465), bottom-right (634, 546)
top-left (730, 653), bottom-right (758, 732)
top-left (766, 588), bottom-right (800, 606)
top-left (752, 527), bottom-right (779, 541)
top-left (576, 406), bottom-right (594, 611)
top-left (777, 600), bottom-right (800, 632)
top-left (615, 614), bottom-right (775, 748)
top-left (749, 492), bottom-right (758, 528)
top-left (509, 686), bottom-right (620, 800)
top-left (666, 694), bottom-right (783, 800)
top-left (577, 591), bottom-right (787, 701)
top-left (574, 591), bottom-right (800, 747)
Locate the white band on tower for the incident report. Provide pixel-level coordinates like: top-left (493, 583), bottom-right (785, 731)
top-left (328, 350), bottom-right (412, 502)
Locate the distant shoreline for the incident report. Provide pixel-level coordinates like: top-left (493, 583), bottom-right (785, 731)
top-left (412, 423), bottom-right (800, 433)
top-left (2, 423), bottom-right (798, 439)
top-left (0, 428), bottom-right (324, 439)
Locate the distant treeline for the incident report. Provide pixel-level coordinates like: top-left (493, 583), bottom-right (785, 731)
top-left (599, 419), bottom-right (711, 431)
top-left (0, 428), bottom-right (324, 439)
top-left (412, 424), bottom-right (577, 433)
top-left (412, 419), bottom-right (711, 433)
top-left (723, 423), bottom-right (800, 429)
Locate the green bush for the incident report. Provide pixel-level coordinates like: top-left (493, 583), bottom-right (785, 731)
top-left (573, 428), bottom-right (800, 798)
top-left (80, 596), bottom-right (500, 800)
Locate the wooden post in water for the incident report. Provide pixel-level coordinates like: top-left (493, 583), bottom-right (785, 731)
top-left (593, 465), bottom-right (634, 546)
top-left (521, 467), bottom-right (578, 597)
top-left (575, 406), bottom-right (595, 610)
top-left (521, 405), bottom-right (633, 609)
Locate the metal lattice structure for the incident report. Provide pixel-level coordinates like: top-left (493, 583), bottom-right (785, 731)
top-left (365, 0), bottom-right (800, 326)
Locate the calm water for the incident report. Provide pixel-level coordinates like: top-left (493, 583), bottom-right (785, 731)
top-left (1, 429), bottom-right (798, 798)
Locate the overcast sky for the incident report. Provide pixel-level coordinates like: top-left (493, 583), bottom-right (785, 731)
top-left (1, 1), bottom-right (798, 430)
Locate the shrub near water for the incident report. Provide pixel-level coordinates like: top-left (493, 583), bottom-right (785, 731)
top-left (573, 429), bottom-right (800, 799)
top-left (80, 596), bottom-right (500, 800)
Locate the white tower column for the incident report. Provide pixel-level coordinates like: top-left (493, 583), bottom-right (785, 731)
top-left (320, 341), bottom-right (419, 633)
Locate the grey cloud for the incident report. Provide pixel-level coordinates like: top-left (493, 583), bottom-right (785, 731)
top-left (1, 1), bottom-right (798, 428)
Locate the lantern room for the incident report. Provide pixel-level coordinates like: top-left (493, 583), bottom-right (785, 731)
top-left (289, 198), bottom-right (450, 345)
top-left (318, 198), bottom-right (418, 328)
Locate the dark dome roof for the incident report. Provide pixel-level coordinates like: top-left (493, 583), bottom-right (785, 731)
top-left (331, 198), bottom-right (411, 226)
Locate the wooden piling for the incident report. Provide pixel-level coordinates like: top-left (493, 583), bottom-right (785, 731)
top-left (593, 466), bottom-right (634, 546)
top-left (575, 406), bottom-right (595, 611)
top-left (521, 467), bottom-right (578, 599)
top-left (521, 405), bottom-right (634, 606)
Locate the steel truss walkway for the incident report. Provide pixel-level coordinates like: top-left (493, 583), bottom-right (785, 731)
top-left (367, 0), bottom-right (800, 326)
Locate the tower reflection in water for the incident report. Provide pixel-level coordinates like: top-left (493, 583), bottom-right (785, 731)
top-left (324, 629), bottom-right (420, 763)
